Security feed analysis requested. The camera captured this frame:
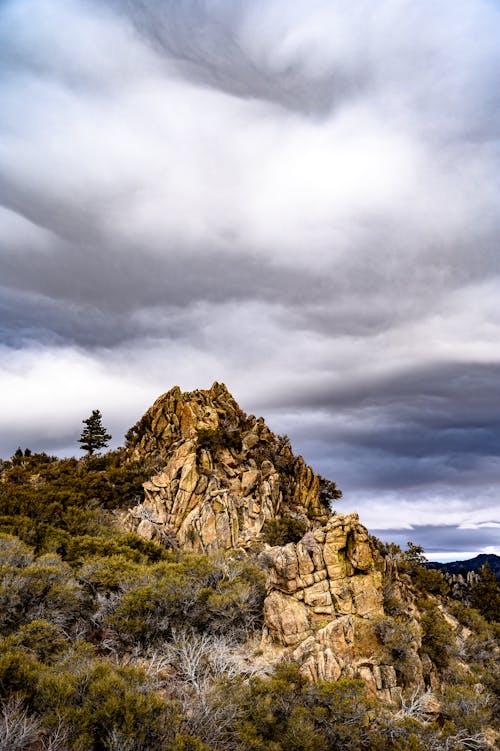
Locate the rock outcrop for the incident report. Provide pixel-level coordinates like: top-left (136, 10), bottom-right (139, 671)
top-left (260, 512), bottom-right (408, 701)
top-left (125, 382), bottom-right (330, 553)
top-left (125, 383), bottom-right (428, 701)
top-left (262, 514), bottom-right (384, 637)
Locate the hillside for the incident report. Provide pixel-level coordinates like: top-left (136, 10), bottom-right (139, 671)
top-left (0, 384), bottom-right (498, 750)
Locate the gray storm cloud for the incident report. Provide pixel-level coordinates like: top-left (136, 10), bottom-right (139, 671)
top-left (0, 0), bottom-right (499, 557)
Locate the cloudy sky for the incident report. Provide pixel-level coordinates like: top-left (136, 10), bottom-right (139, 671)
top-left (1, 0), bottom-right (499, 561)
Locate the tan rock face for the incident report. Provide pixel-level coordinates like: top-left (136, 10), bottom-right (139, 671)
top-left (125, 383), bottom-right (425, 702)
top-left (263, 514), bottom-right (383, 621)
top-left (125, 382), bottom-right (329, 553)
top-left (260, 512), bottom-right (423, 702)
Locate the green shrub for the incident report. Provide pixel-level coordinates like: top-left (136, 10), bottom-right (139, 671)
top-left (470, 564), bottom-right (500, 623)
top-left (0, 452), bottom-right (149, 556)
top-left (439, 683), bottom-right (494, 734)
top-left (31, 657), bottom-right (180, 750)
top-left (90, 552), bottom-right (264, 647)
top-left (374, 617), bottom-right (420, 673)
top-left (11, 620), bottom-right (68, 663)
top-left (447, 600), bottom-right (489, 633)
top-left (65, 532), bottom-right (169, 565)
top-left (78, 554), bottom-right (146, 594)
top-left (171, 734), bottom-right (213, 750)
top-left (0, 547), bottom-right (87, 635)
top-left (419, 600), bottom-right (455, 669)
top-left (0, 642), bottom-right (40, 697)
top-left (262, 516), bottom-right (307, 546)
top-left (197, 427), bottom-right (242, 454)
top-left (0, 533), bottom-right (34, 568)
top-left (413, 567), bottom-right (450, 595)
top-left (217, 663), bottom-right (375, 751)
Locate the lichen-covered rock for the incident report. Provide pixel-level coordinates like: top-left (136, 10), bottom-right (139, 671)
top-left (125, 382), bottom-right (329, 553)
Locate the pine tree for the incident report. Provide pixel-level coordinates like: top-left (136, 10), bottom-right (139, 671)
top-left (79, 410), bottom-right (112, 456)
top-left (470, 563), bottom-right (500, 623)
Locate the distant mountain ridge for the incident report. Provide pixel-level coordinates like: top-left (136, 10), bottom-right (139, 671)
top-left (428, 553), bottom-right (500, 581)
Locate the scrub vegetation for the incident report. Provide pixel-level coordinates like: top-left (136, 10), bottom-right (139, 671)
top-left (0, 449), bottom-right (498, 750)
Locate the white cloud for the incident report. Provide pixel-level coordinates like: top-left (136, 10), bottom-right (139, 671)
top-left (0, 0), bottom-right (499, 554)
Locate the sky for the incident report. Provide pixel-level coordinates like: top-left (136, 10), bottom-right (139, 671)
top-left (1, 0), bottom-right (499, 561)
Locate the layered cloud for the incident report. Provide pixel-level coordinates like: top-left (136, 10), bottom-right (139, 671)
top-left (1, 0), bottom-right (499, 557)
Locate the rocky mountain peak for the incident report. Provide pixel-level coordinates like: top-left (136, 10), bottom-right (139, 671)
top-left (125, 382), bottom-right (244, 461)
top-left (124, 385), bottom-right (464, 702)
top-left (126, 383), bottom-right (334, 553)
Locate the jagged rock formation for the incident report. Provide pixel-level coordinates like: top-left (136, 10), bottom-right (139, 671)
top-left (262, 513), bottom-right (384, 638)
top-left (125, 382), bottom-right (330, 553)
top-left (442, 570), bottom-right (479, 604)
top-left (125, 384), bottom-right (430, 701)
top-left (260, 512), bottom-right (416, 701)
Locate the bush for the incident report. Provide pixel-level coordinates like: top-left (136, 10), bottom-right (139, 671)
top-left (439, 683), bottom-right (494, 735)
top-left (11, 620), bottom-right (68, 663)
top-left (470, 564), bottom-right (500, 623)
top-left (0, 643), bottom-right (39, 697)
top-left (262, 516), bottom-right (307, 546)
top-left (65, 532), bottom-right (169, 565)
top-left (0, 548), bottom-right (87, 635)
top-left (374, 617), bottom-right (420, 674)
top-left (98, 553), bottom-right (265, 649)
top-left (447, 600), bottom-right (489, 633)
top-left (413, 567), bottom-right (450, 595)
top-left (197, 427), bottom-right (242, 454)
top-left (418, 600), bottom-right (455, 669)
top-left (0, 452), bottom-right (149, 556)
top-left (214, 663), bottom-right (375, 751)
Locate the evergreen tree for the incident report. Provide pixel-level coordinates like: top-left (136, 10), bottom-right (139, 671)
top-left (470, 563), bottom-right (500, 623)
top-left (79, 410), bottom-right (112, 456)
top-left (403, 541), bottom-right (427, 570)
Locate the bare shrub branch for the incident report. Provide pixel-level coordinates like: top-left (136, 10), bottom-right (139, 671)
top-left (0, 696), bottom-right (40, 751)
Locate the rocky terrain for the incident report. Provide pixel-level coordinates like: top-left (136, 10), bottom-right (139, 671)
top-left (0, 384), bottom-right (497, 749)
top-left (125, 383), bottom-right (443, 700)
top-left (260, 512), bottom-right (403, 701)
top-left (125, 381), bottom-right (329, 552)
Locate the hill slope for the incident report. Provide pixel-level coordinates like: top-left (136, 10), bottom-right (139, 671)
top-left (124, 383), bottom-right (499, 706)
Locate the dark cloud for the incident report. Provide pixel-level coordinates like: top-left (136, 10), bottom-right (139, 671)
top-left (372, 524), bottom-right (500, 557)
top-left (262, 361), bottom-right (500, 415)
top-left (263, 362), bottom-right (500, 505)
top-left (0, 0), bottom-right (499, 557)
top-left (0, 238), bottom-right (325, 347)
top-left (104, 0), bottom-right (370, 117)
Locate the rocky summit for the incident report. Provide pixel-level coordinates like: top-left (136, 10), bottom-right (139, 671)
top-left (125, 381), bottom-right (330, 552)
top-left (124, 384), bottom-right (457, 699)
